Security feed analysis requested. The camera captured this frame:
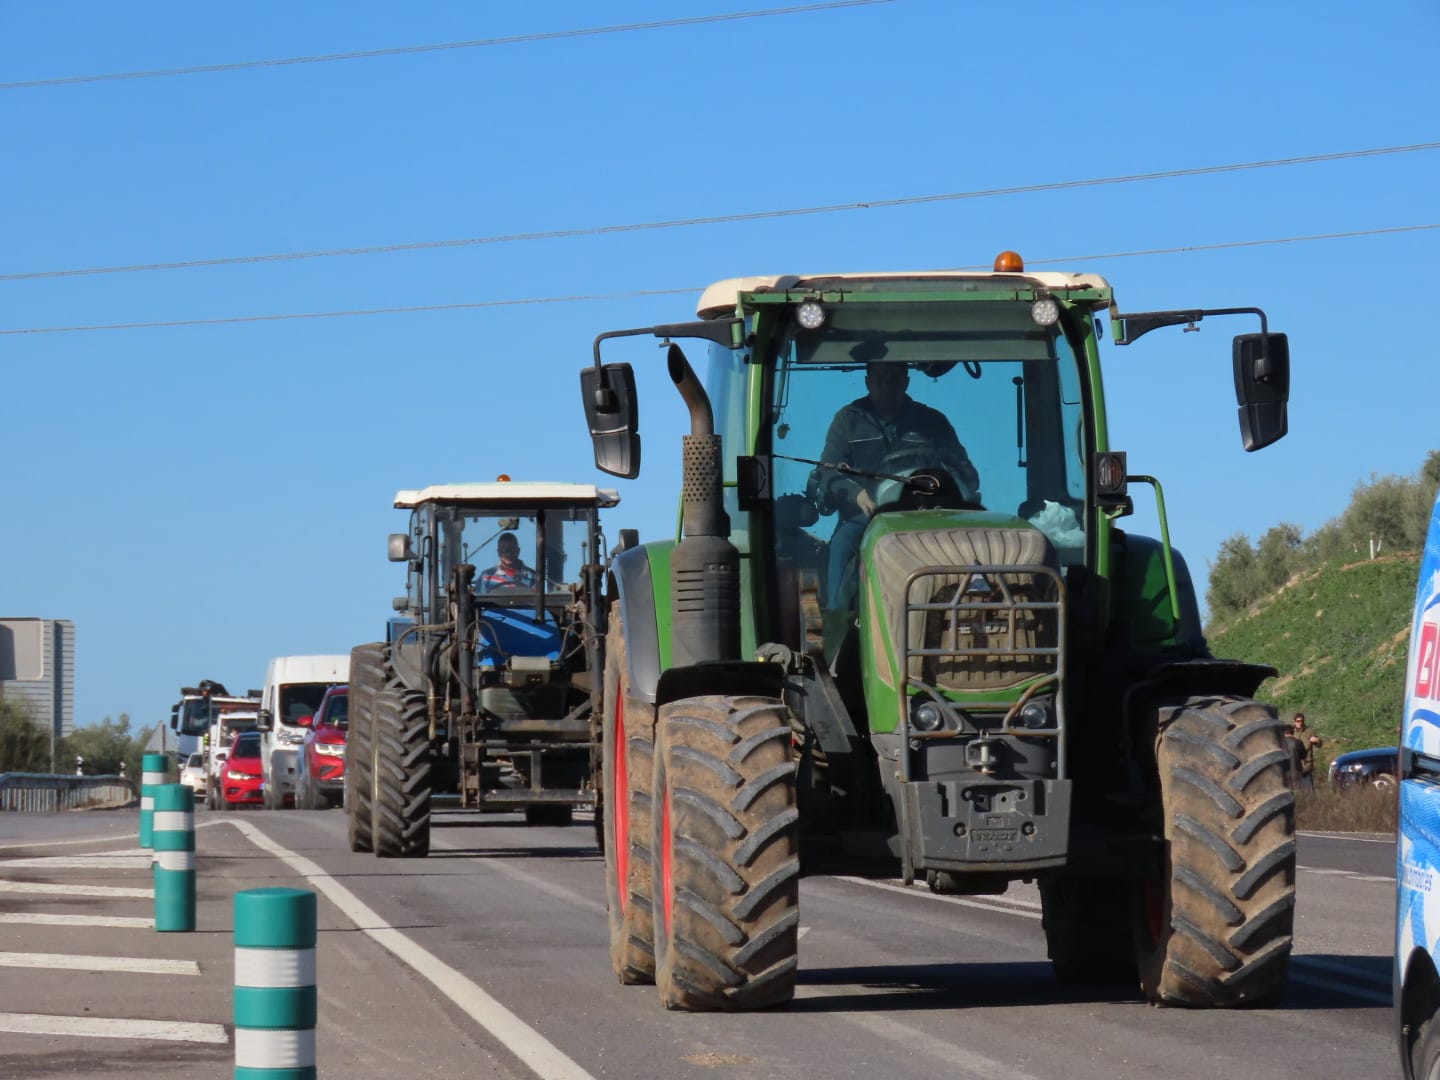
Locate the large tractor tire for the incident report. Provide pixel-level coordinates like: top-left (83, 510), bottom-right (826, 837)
top-left (602, 607), bottom-right (658, 984)
top-left (372, 685), bottom-right (432, 858)
top-left (650, 694), bottom-right (800, 1011)
top-left (345, 642), bottom-right (388, 854)
top-left (1135, 695), bottom-right (1295, 1007)
top-left (1039, 875), bottom-right (1137, 981)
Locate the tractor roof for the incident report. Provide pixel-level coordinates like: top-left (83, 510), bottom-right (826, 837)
top-left (696, 269), bottom-right (1114, 319)
top-left (393, 482), bottom-right (621, 510)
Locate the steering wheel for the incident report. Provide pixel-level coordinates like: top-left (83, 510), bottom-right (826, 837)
top-left (871, 448), bottom-right (982, 511)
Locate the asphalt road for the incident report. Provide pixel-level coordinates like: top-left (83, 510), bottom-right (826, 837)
top-left (0, 806), bottom-right (1397, 1080)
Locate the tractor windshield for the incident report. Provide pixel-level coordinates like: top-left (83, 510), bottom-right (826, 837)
top-left (176, 698), bottom-right (215, 737)
top-left (425, 505), bottom-right (596, 602)
top-left (762, 299), bottom-right (1090, 569)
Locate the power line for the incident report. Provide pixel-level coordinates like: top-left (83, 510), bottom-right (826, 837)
top-left (5, 141), bottom-right (1436, 284)
top-left (0, 1), bottom-right (893, 91)
top-left (4, 222), bottom-right (1434, 336)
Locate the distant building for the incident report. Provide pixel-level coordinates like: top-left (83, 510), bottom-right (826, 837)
top-left (0, 618), bottom-right (76, 745)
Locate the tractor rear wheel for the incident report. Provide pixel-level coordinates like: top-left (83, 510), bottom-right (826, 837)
top-left (602, 607), bottom-right (657, 985)
top-left (372, 685), bottom-right (432, 858)
top-left (650, 694), bottom-right (799, 1011)
top-left (1039, 875), bottom-right (1137, 981)
top-left (345, 643), bottom-right (387, 853)
top-left (1135, 695), bottom-right (1295, 1007)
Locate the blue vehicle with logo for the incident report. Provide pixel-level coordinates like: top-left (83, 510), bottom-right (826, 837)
top-left (1397, 488), bottom-right (1440, 1076)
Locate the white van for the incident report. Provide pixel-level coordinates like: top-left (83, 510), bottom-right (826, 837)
top-left (256, 655), bottom-right (348, 809)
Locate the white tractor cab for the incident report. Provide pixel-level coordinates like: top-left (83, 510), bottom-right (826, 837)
top-left (255, 655), bottom-right (349, 809)
top-left (169, 680), bottom-right (261, 763)
top-left (204, 708), bottom-right (259, 810)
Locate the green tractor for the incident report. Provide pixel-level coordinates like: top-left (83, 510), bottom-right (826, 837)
top-left (581, 251), bottom-right (1295, 1011)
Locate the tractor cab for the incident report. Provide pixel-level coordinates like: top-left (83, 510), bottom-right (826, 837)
top-left (389, 481), bottom-right (618, 686)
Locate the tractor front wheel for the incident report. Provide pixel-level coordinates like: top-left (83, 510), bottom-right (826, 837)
top-left (1135, 695), bottom-right (1295, 1007)
top-left (371, 685), bottom-right (432, 858)
top-left (650, 694), bottom-right (799, 1011)
top-left (345, 642), bottom-right (388, 854)
top-left (602, 607), bottom-right (657, 985)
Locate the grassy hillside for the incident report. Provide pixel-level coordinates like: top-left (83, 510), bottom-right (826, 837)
top-left (1205, 552), bottom-right (1420, 769)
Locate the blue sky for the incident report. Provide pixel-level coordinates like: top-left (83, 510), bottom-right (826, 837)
top-left (3, 0), bottom-right (1437, 731)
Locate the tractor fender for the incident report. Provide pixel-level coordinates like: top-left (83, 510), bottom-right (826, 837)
top-left (1112, 533), bottom-right (1206, 652)
top-left (609, 543), bottom-right (664, 704)
top-left (1120, 655), bottom-right (1280, 793)
top-left (610, 542), bottom-right (785, 709)
top-left (655, 660), bottom-right (786, 710)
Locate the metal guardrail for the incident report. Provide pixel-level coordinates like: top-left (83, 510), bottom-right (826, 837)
top-left (0, 772), bottom-right (138, 812)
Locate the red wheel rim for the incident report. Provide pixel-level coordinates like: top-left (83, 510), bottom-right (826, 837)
top-left (611, 686), bottom-right (629, 913)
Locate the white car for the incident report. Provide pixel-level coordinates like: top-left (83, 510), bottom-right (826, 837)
top-left (179, 752), bottom-right (207, 800)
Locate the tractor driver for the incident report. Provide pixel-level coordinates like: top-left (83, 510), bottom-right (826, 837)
top-left (810, 359), bottom-right (980, 611)
top-left (479, 532), bottom-right (538, 592)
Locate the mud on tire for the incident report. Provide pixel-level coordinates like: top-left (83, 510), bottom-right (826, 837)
top-left (651, 694), bottom-right (800, 1011)
top-left (1136, 695), bottom-right (1295, 1007)
top-left (602, 606), bottom-right (658, 985)
top-left (372, 685), bottom-right (432, 858)
top-left (346, 642), bottom-right (388, 853)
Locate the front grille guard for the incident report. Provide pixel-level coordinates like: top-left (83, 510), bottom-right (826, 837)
top-left (897, 562), bottom-right (1067, 783)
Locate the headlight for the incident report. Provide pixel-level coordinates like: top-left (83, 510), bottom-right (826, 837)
top-left (1030, 297), bottom-right (1060, 327)
top-left (316, 743), bottom-right (345, 757)
top-left (912, 701), bottom-right (947, 732)
top-left (794, 300), bottom-right (826, 330)
top-left (227, 769), bottom-right (260, 780)
top-left (1015, 700), bottom-right (1053, 729)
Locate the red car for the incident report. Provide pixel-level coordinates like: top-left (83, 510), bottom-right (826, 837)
top-left (298, 685), bottom-right (347, 809)
top-left (222, 731), bottom-right (266, 809)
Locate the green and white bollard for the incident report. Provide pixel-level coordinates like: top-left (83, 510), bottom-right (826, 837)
top-left (152, 783), bottom-right (196, 932)
top-left (139, 752), bottom-right (169, 849)
top-left (234, 888), bottom-right (317, 1080)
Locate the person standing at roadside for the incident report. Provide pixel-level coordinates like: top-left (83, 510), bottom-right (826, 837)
top-left (1285, 712), bottom-right (1323, 790)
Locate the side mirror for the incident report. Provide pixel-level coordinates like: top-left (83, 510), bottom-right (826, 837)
top-left (169, 703), bottom-right (179, 731)
top-left (580, 363), bottom-right (641, 479)
top-left (296, 713), bottom-right (314, 728)
top-left (616, 528), bottom-right (639, 553)
top-left (388, 533), bottom-right (412, 562)
top-left (1233, 332), bottom-right (1289, 451)
top-left (256, 708), bottom-right (273, 732)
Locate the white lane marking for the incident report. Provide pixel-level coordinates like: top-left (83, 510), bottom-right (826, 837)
top-left (798, 926), bottom-right (811, 940)
top-left (0, 913), bottom-right (151, 929)
top-left (0, 855), bottom-right (152, 869)
top-left (0, 1012), bottom-right (227, 1044)
top-left (1298, 863), bottom-right (1395, 884)
top-left (0, 818), bottom-right (222, 852)
top-left (833, 876), bottom-right (1043, 920)
top-left (0, 952), bottom-right (199, 975)
top-left (0, 881), bottom-right (151, 898)
top-left (1287, 968), bottom-right (1392, 1006)
top-left (1298, 831), bottom-right (1396, 845)
top-left (795, 982), bottom-right (1044, 1080)
top-left (225, 817), bottom-right (595, 1080)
